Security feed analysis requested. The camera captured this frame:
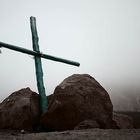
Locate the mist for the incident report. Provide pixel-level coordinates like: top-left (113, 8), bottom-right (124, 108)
top-left (0, 0), bottom-right (140, 111)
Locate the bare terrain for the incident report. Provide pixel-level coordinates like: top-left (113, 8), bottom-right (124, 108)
top-left (0, 129), bottom-right (140, 140)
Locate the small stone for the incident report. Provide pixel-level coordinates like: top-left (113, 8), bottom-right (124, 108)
top-left (113, 113), bottom-right (134, 129)
top-left (21, 129), bottom-right (25, 134)
top-left (74, 120), bottom-right (100, 130)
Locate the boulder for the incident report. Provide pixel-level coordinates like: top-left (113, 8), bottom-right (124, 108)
top-left (41, 74), bottom-right (117, 131)
top-left (0, 88), bottom-right (40, 130)
top-left (113, 113), bottom-right (134, 129)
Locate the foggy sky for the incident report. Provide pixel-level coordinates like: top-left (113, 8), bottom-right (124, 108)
top-left (0, 0), bottom-right (140, 110)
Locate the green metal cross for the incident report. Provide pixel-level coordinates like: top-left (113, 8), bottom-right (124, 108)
top-left (0, 16), bottom-right (80, 114)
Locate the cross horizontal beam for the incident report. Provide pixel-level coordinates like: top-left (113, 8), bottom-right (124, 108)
top-left (0, 41), bottom-right (80, 67)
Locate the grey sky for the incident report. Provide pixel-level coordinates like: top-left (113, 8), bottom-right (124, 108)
top-left (0, 0), bottom-right (140, 110)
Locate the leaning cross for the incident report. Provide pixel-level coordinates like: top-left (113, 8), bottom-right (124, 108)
top-left (0, 16), bottom-right (80, 114)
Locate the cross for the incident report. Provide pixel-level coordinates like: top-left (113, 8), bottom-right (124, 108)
top-left (0, 16), bottom-right (80, 114)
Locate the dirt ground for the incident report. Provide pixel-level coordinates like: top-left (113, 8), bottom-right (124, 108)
top-left (0, 129), bottom-right (140, 140)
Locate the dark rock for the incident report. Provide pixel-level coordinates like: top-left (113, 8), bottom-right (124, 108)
top-left (74, 120), bottom-right (100, 130)
top-left (41, 74), bottom-right (117, 131)
top-left (0, 88), bottom-right (40, 130)
top-left (113, 113), bottom-right (134, 129)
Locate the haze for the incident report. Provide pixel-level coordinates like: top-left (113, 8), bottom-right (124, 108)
top-left (0, 0), bottom-right (140, 111)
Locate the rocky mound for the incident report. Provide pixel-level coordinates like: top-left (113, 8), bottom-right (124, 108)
top-left (0, 74), bottom-right (134, 131)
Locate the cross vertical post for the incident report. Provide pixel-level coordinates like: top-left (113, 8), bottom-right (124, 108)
top-left (30, 17), bottom-right (47, 114)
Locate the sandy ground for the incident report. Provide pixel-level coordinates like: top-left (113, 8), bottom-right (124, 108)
top-left (0, 129), bottom-right (140, 140)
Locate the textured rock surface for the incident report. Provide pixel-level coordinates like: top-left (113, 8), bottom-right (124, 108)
top-left (41, 74), bottom-right (117, 131)
top-left (113, 113), bottom-right (134, 129)
top-left (0, 88), bottom-right (40, 130)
